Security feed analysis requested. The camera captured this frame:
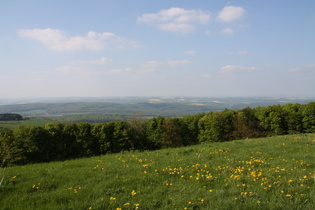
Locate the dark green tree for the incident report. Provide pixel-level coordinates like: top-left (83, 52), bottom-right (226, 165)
top-left (146, 117), bottom-right (165, 150)
top-left (301, 102), bottom-right (315, 133)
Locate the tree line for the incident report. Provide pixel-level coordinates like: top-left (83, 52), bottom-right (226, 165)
top-left (1, 102), bottom-right (314, 166)
top-left (0, 113), bottom-right (23, 121)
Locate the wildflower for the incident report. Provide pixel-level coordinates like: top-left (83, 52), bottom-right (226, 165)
top-left (10, 176), bottom-right (17, 182)
top-left (124, 203), bottom-right (130, 206)
top-left (286, 194), bottom-right (291, 197)
top-left (209, 189), bottom-right (213, 192)
top-left (288, 180), bottom-right (294, 183)
top-left (131, 190), bottom-right (137, 196)
top-left (257, 201), bottom-right (261, 204)
top-left (116, 208), bottom-right (122, 210)
top-left (110, 197), bottom-right (116, 201)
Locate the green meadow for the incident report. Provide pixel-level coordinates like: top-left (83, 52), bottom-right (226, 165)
top-left (0, 118), bottom-right (53, 130)
top-left (1, 134), bottom-right (315, 209)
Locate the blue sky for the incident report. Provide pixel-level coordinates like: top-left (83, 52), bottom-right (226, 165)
top-left (1, 0), bottom-right (314, 98)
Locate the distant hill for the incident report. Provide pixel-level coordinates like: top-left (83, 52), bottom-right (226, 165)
top-left (0, 97), bottom-right (314, 119)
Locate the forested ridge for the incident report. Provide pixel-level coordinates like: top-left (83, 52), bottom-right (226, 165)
top-left (1, 102), bottom-right (314, 166)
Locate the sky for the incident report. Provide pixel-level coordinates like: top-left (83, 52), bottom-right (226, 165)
top-left (0, 0), bottom-right (315, 98)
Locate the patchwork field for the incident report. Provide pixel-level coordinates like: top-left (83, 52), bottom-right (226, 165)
top-left (1, 134), bottom-right (315, 209)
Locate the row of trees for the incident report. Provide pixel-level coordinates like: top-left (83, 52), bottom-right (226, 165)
top-left (1, 102), bottom-right (315, 166)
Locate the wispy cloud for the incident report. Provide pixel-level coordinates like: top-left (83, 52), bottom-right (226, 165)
top-left (18, 28), bottom-right (139, 51)
top-left (184, 50), bottom-right (196, 55)
top-left (220, 65), bottom-right (260, 73)
top-left (217, 6), bottom-right (246, 22)
top-left (69, 57), bottom-right (112, 65)
top-left (137, 7), bottom-right (210, 34)
top-left (220, 27), bottom-right (234, 35)
top-left (237, 50), bottom-right (249, 55)
top-left (109, 67), bottom-right (133, 74)
top-left (286, 64), bottom-right (315, 73)
top-left (56, 57), bottom-right (112, 73)
top-left (141, 60), bottom-right (192, 71)
top-left (204, 30), bottom-right (212, 37)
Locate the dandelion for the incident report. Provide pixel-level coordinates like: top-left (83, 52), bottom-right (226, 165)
top-left (286, 194), bottom-right (291, 197)
top-left (110, 197), bottom-right (116, 201)
top-left (10, 176), bottom-right (17, 182)
top-left (131, 190), bottom-right (137, 196)
top-left (288, 180), bottom-right (294, 183)
top-left (124, 203), bottom-right (130, 206)
top-left (257, 201), bottom-right (261, 204)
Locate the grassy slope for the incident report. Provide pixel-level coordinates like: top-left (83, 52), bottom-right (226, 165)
top-left (1, 134), bottom-right (315, 209)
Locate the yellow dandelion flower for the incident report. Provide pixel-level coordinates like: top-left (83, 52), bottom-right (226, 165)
top-left (131, 190), bottom-right (137, 196)
top-left (286, 194), bottom-right (291, 197)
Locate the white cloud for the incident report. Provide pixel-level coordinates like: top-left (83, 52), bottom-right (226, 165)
top-left (220, 65), bottom-right (260, 73)
top-left (184, 50), bottom-right (196, 55)
top-left (220, 27), bottom-right (234, 35)
top-left (137, 7), bottom-right (210, 33)
top-left (157, 23), bottom-right (195, 33)
top-left (18, 28), bottom-right (139, 51)
top-left (218, 6), bottom-right (246, 22)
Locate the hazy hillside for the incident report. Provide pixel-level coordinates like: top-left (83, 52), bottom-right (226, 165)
top-left (0, 97), bottom-right (314, 118)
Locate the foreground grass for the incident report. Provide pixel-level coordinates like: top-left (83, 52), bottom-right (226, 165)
top-left (1, 134), bottom-right (315, 210)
